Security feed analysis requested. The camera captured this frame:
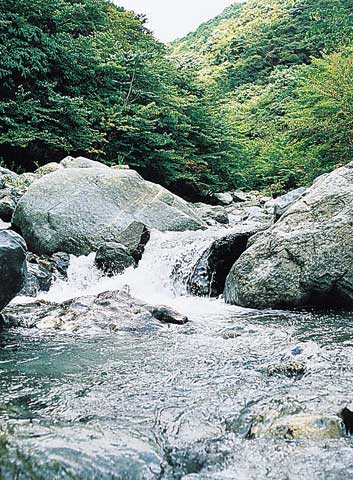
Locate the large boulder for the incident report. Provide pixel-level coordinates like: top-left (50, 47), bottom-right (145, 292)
top-left (188, 225), bottom-right (265, 297)
top-left (0, 230), bottom-right (27, 310)
top-left (13, 161), bottom-right (205, 255)
top-left (225, 162), bottom-right (353, 309)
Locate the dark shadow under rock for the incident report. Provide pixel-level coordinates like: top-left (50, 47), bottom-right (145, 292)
top-left (187, 228), bottom-right (263, 297)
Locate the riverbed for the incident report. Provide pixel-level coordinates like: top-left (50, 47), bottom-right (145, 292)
top-left (1, 228), bottom-right (353, 479)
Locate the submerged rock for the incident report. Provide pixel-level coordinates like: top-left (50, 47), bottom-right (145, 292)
top-left (249, 414), bottom-right (344, 440)
top-left (225, 162), bottom-right (353, 309)
top-left (13, 159), bottom-right (205, 255)
top-left (95, 242), bottom-right (136, 276)
top-left (146, 305), bottom-right (188, 325)
top-left (188, 226), bottom-right (265, 297)
top-left (3, 290), bottom-right (189, 332)
top-left (266, 361), bottom-right (307, 378)
top-left (0, 230), bottom-right (27, 310)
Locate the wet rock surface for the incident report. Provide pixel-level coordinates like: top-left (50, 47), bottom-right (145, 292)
top-left (3, 289), bottom-right (189, 332)
top-left (188, 225), bottom-right (266, 297)
top-left (0, 230), bottom-right (27, 310)
top-left (20, 252), bottom-right (70, 297)
top-left (114, 221), bottom-right (151, 263)
top-left (95, 242), bottom-right (136, 276)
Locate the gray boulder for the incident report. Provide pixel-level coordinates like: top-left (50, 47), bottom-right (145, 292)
top-left (265, 187), bottom-right (307, 220)
top-left (188, 225), bottom-right (265, 297)
top-left (0, 230), bottom-right (27, 310)
top-left (0, 193), bottom-right (16, 222)
top-left (114, 221), bottom-right (151, 262)
top-left (212, 192), bottom-right (233, 206)
top-left (35, 162), bottom-right (63, 176)
top-left (60, 156), bottom-right (110, 170)
top-left (95, 242), bottom-right (136, 276)
top-left (13, 161), bottom-right (205, 256)
top-left (225, 162), bottom-right (353, 309)
top-left (193, 203), bottom-right (229, 226)
top-left (3, 290), bottom-right (188, 332)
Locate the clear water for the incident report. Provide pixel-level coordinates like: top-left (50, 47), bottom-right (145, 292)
top-left (2, 228), bottom-right (353, 479)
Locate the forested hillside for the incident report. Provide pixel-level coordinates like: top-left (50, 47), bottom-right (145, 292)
top-left (0, 0), bottom-right (353, 197)
top-left (0, 0), bottom-right (234, 198)
top-left (172, 0), bottom-right (353, 193)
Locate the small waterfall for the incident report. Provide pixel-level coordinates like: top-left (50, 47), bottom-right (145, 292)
top-left (38, 227), bottom-right (233, 316)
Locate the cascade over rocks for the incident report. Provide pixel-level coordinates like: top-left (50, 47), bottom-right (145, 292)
top-left (0, 230), bottom-right (27, 310)
top-left (188, 224), bottom-right (267, 297)
top-left (225, 162), bottom-right (353, 309)
top-left (3, 290), bottom-right (188, 333)
top-left (13, 158), bottom-right (206, 256)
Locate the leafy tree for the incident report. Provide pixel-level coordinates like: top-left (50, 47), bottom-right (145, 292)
top-left (287, 48), bottom-right (353, 182)
top-left (173, 0), bottom-right (353, 194)
top-left (0, 0), bottom-right (232, 198)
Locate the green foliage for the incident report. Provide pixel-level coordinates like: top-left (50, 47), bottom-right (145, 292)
top-left (0, 0), bottom-right (232, 197)
top-left (1, 0), bottom-right (353, 196)
top-left (173, 0), bottom-right (353, 194)
top-left (287, 48), bottom-right (353, 181)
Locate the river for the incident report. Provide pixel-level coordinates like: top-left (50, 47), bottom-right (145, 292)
top-left (1, 227), bottom-right (353, 479)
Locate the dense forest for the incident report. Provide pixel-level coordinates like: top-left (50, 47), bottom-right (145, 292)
top-left (0, 0), bottom-right (353, 197)
top-left (172, 0), bottom-right (353, 194)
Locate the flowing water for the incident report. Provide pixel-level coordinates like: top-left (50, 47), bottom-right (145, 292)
top-left (2, 227), bottom-right (353, 479)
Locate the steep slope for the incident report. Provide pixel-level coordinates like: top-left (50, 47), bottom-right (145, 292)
top-left (172, 0), bottom-right (353, 89)
top-left (171, 0), bottom-right (353, 194)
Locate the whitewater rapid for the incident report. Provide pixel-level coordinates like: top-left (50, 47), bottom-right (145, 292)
top-left (31, 227), bottom-right (244, 320)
